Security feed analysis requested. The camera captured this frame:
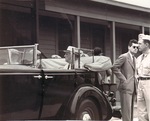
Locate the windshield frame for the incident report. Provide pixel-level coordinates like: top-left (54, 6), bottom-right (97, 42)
top-left (0, 44), bottom-right (38, 67)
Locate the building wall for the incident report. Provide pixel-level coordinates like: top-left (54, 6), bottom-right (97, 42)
top-left (0, 9), bottom-right (141, 58)
top-left (116, 27), bottom-right (139, 57)
top-left (45, 0), bottom-right (150, 27)
top-left (0, 0), bottom-right (149, 58)
top-left (80, 22), bottom-right (106, 54)
top-left (0, 10), bottom-right (33, 46)
top-left (39, 16), bottom-right (57, 58)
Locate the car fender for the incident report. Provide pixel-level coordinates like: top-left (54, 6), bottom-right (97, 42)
top-left (68, 84), bottom-right (113, 119)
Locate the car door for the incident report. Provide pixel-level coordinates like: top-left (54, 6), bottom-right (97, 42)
top-left (39, 69), bottom-right (77, 119)
top-left (0, 67), bottom-right (42, 120)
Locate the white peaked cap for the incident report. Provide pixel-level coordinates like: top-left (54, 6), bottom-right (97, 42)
top-left (138, 34), bottom-right (150, 41)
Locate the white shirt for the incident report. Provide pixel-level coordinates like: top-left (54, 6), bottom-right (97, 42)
top-left (136, 50), bottom-right (150, 77)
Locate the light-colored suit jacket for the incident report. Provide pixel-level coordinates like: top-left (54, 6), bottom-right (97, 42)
top-left (112, 52), bottom-right (137, 94)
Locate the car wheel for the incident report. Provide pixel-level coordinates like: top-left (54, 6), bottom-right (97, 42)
top-left (75, 98), bottom-right (101, 120)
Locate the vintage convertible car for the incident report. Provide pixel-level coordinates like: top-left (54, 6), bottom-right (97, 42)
top-left (0, 44), bottom-right (117, 120)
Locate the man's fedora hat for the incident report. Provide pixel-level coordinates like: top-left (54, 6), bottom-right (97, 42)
top-left (63, 46), bottom-right (83, 55)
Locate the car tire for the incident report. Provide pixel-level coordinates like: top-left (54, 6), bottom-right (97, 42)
top-left (75, 98), bottom-right (101, 120)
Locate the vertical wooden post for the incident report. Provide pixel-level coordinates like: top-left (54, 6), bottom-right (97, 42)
top-left (77, 16), bottom-right (80, 48)
top-left (110, 21), bottom-right (116, 83)
top-left (31, 0), bottom-right (39, 44)
top-left (141, 26), bottom-right (145, 34)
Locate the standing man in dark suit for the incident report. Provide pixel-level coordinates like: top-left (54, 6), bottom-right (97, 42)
top-left (112, 39), bottom-right (138, 121)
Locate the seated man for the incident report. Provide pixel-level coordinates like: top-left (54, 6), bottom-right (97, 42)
top-left (63, 46), bottom-right (84, 69)
top-left (93, 47), bottom-right (112, 84)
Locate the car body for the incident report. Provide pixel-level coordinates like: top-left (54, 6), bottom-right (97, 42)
top-left (0, 44), bottom-right (116, 120)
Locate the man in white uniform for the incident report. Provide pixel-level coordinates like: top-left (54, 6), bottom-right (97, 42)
top-left (137, 34), bottom-right (150, 121)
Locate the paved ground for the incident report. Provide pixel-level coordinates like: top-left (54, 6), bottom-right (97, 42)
top-left (110, 102), bottom-right (138, 121)
top-left (110, 117), bottom-right (138, 121)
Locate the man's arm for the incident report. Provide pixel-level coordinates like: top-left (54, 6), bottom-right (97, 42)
top-left (112, 54), bottom-right (126, 83)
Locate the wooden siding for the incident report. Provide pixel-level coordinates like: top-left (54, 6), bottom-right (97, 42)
top-left (39, 16), bottom-right (57, 58)
top-left (116, 27), bottom-right (139, 57)
top-left (0, 10), bottom-right (33, 46)
top-left (80, 23), bottom-right (91, 49)
top-left (80, 22), bottom-right (105, 52)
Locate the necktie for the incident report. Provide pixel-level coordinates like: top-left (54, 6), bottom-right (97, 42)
top-left (141, 54), bottom-right (145, 62)
top-left (132, 56), bottom-right (136, 68)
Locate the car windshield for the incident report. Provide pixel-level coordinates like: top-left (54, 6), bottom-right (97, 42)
top-left (0, 44), bottom-right (38, 66)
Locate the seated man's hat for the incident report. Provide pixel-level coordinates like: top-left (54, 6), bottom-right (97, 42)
top-left (63, 46), bottom-right (83, 55)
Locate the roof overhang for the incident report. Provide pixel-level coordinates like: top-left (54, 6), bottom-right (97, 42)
top-left (90, 0), bottom-right (150, 13)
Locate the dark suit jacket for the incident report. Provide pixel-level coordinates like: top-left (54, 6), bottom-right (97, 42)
top-left (112, 52), bottom-right (137, 94)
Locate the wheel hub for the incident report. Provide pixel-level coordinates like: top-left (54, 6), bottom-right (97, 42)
top-left (82, 111), bottom-right (91, 120)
